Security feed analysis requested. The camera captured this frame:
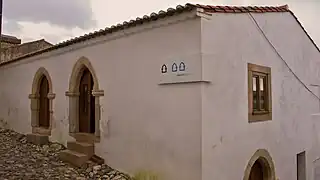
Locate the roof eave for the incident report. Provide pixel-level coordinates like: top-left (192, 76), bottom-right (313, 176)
top-left (0, 5), bottom-right (197, 66)
top-left (288, 10), bottom-right (320, 53)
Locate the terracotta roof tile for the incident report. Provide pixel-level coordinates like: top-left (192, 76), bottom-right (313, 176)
top-left (0, 3), bottom-right (317, 66)
top-left (192, 4), bottom-right (289, 13)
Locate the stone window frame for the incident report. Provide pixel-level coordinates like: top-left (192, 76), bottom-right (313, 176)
top-left (243, 149), bottom-right (276, 180)
top-left (248, 63), bottom-right (272, 122)
top-left (66, 56), bottom-right (104, 142)
top-left (29, 67), bottom-right (55, 135)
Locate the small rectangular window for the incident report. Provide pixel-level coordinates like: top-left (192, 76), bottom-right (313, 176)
top-left (248, 63), bottom-right (272, 122)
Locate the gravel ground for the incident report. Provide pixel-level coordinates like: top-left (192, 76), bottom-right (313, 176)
top-left (0, 128), bottom-right (132, 180)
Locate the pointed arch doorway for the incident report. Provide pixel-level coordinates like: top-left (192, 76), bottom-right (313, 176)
top-left (66, 57), bottom-right (104, 141)
top-left (243, 149), bottom-right (276, 180)
top-left (79, 68), bottom-right (95, 133)
top-left (29, 67), bottom-right (55, 135)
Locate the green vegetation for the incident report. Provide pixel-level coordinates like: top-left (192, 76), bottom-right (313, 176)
top-left (132, 170), bottom-right (160, 180)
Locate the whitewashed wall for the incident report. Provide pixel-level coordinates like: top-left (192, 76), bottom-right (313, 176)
top-left (1, 9), bottom-right (319, 180)
top-left (0, 12), bottom-right (203, 180)
top-left (201, 12), bottom-right (320, 180)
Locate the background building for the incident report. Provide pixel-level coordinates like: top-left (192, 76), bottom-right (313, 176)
top-left (0, 34), bottom-right (52, 63)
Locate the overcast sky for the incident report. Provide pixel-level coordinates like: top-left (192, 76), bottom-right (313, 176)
top-left (2, 0), bottom-right (319, 46)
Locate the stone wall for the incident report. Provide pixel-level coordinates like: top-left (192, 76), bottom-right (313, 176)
top-left (0, 35), bottom-right (21, 48)
top-left (0, 39), bottom-right (53, 63)
top-left (1, 41), bottom-right (18, 49)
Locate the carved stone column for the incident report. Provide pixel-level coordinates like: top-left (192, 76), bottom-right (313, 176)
top-left (66, 91), bottom-right (80, 133)
top-left (47, 93), bottom-right (56, 130)
top-left (92, 90), bottom-right (104, 139)
top-left (29, 94), bottom-right (39, 128)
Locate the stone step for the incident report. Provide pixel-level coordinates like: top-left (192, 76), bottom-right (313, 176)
top-left (90, 154), bottom-right (105, 165)
top-left (59, 149), bottom-right (89, 167)
top-left (26, 133), bottom-right (49, 145)
top-left (32, 127), bottom-right (50, 135)
top-left (74, 133), bottom-right (95, 143)
top-left (67, 141), bottom-right (94, 156)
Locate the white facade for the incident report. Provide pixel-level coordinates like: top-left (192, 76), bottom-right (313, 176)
top-left (0, 11), bottom-right (202, 180)
top-left (200, 12), bottom-right (320, 180)
top-left (0, 6), bottom-right (319, 180)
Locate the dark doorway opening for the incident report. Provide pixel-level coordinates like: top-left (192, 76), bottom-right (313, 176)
top-left (297, 151), bottom-right (306, 180)
top-left (79, 68), bottom-right (95, 133)
top-left (249, 160), bottom-right (264, 180)
top-left (38, 75), bottom-right (50, 128)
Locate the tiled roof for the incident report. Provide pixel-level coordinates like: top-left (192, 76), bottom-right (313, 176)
top-left (1, 34), bottom-right (21, 44)
top-left (0, 3), bottom-right (317, 66)
top-left (191, 4), bottom-right (319, 53)
top-left (191, 4), bottom-right (289, 13)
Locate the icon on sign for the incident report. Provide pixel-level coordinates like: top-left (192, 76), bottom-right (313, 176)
top-left (172, 63), bottom-right (178, 72)
top-left (179, 62), bottom-right (185, 71)
top-left (161, 64), bottom-right (167, 73)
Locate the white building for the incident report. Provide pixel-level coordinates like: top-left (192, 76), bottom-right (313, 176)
top-left (0, 3), bottom-right (319, 180)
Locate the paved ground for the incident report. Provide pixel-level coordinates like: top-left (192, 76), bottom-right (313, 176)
top-left (0, 128), bottom-right (132, 180)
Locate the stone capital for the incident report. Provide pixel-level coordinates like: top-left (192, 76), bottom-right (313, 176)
top-left (47, 93), bottom-right (56, 99)
top-left (65, 91), bottom-right (80, 97)
top-left (28, 94), bottom-right (39, 99)
top-left (92, 90), bottom-right (104, 97)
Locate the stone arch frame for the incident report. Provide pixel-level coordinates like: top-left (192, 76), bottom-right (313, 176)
top-left (243, 149), bottom-right (276, 180)
top-left (66, 56), bottom-right (104, 140)
top-left (28, 67), bottom-right (55, 135)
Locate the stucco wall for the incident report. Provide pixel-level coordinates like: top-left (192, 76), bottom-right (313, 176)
top-left (2, 9), bottom-right (317, 180)
top-left (201, 12), bottom-right (320, 180)
top-left (0, 13), bottom-right (202, 180)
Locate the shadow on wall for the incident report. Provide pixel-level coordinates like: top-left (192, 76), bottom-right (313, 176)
top-left (0, 118), bottom-right (9, 129)
top-left (49, 115), bottom-right (72, 146)
top-left (0, 92), bottom-right (10, 130)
